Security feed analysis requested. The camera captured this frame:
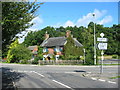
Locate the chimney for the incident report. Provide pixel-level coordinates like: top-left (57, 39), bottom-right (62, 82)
top-left (45, 31), bottom-right (49, 40)
top-left (66, 30), bottom-right (71, 37)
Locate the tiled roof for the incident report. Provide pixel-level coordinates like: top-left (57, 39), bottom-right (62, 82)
top-left (41, 37), bottom-right (66, 47)
top-left (40, 37), bottom-right (83, 47)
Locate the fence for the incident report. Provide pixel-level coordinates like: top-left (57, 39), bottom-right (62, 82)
top-left (38, 60), bottom-right (83, 65)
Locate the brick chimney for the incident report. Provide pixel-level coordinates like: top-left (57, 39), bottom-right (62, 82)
top-left (45, 31), bottom-right (49, 40)
top-left (66, 30), bottom-right (71, 37)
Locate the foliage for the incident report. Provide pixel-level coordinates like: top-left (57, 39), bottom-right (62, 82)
top-left (2, 1), bottom-right (43, 57)
top-left (32, 56), bottom-right (39, 64)
top-left (63, 35), bottom-right (83, 60)
top-left (7, 44), bottom-right (32, 63)
top-left (7, 39), bottom-right (19, 63)
top-left (22, 23), bottom-right (119, 65)
top-left (112, 55), bottom-right (118, 59)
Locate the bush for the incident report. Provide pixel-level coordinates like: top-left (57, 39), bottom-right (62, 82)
top-left (112, 55), bottom-right (118, 59)
top-left (7, 44), bottom-right (32, 63)
top-left (32, 57), bottom-right (39, 64)
top-left (32, 55), bottom-right (43, 64)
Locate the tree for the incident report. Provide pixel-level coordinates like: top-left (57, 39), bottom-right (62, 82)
top-left (63, 35), bottom-right (83, 60)
top-left (7, 38), bottom-right (19, 63)
top-left (7, 44), bottom-right (32, 63)
top-left (2, 1), bottom-right (43, 57)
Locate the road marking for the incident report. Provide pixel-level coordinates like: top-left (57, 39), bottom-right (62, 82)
top-left (32, 71), bottom-right (45, 77)
top-left (91, 77), bottom-right (97, 80)
top-left (64, 72), bottom-right (76, 73)
top-left (108, 81), bottom-right (116, 84)
top-left (98, 79), bottom-right (106, 82)
top-left (52, 80), bottom-right (72, 89)
top-left (12, 81), bottom-right (16, 87)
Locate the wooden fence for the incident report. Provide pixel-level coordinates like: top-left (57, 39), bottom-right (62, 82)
top-left (38, 60), bottom-right (83, 65)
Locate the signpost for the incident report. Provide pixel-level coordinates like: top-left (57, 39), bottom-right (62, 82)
top-left (97, 33), bottom-right (108, 74)
top-left (97, 38), bottom-right (108, 42)
top-left (98, 43), bottom-right (107, 50)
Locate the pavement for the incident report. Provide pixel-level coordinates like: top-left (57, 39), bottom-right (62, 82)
top-left (82, 71), bottom-right (118, 84)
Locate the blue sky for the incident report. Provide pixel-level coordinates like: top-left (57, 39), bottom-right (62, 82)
top-left (18, 2), bottom-right (118, 43)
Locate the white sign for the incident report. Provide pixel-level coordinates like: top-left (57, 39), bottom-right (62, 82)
top-left (97, 38), bottom-right (108, 42)
top-left (98, 43), bottom-right (107, 50)
top-left (100, 33), bottom-right (104, 37)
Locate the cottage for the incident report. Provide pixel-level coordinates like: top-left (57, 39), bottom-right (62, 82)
top-left (40, 30), bottom-right (83, 61)
top-left (28, 45), bottom-right (38, 59)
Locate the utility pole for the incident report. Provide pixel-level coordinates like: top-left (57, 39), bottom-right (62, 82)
top-left (93, 13), bottom-right (96, 65)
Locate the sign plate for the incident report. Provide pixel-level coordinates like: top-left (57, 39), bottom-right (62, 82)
top-left (98, 43), bottom-right (107, 50)
top-left (97, 38), bottom-right (108, 42)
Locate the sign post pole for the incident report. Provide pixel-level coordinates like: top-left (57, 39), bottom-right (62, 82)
top-left (101, 50), bottom-right (104, 74)
top-left (97, 33), bottom-right (108, 74)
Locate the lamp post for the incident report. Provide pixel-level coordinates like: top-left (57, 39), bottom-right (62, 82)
top-left (93, 13), bottom-right (96, 65)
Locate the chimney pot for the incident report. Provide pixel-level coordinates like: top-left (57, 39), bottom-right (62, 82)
top-left (45, 31), bottom-right (49, 40)
top-left (66, 30), bottom-right (71, 37)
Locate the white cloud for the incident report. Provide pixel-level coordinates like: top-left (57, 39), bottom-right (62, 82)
top-left (76, 9), bottom-right (109, 27)
top-left (97, 16), bottom-right (113, 25)
top-left (64, 20), bottom-right (74, 27)
top-left (29, 16), bottom-right (43, 30)
top-left (56, 9), bottom-right (113, 28)
top-left (18, 16), bottom-right (43, 43)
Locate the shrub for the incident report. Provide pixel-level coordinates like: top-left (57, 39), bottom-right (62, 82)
top-left (112, 55), bottom-right (118, 59)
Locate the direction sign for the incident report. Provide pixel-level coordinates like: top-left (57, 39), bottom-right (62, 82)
top-left (97, 38), bottom-right (108, 42)
top-left (98, 43), bottom-right (107, 50)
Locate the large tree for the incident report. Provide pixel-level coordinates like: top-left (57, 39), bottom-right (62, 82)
top-left (63, 35), bottom-right (83, 60)
top-left (2, 1), bottom-right (43, 57)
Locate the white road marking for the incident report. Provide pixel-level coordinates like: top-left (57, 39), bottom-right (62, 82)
top-left (108, 81), bottom-right (117, 84)
top-left (32, 71), bottom-right (45, 77)
top-left (12, 81), bottom-right (16, 87)
top-left (91, 77), bottom-right (97, 80)
top-left (52, 80), bottom-right (72, 89)
top-left (98, 79), bottom-right (106, 82)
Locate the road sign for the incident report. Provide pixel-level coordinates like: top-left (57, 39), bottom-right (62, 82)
top-left (98, 43), bottom-right (107, 50)
top-left (97, 38), bottom-right (108, 42)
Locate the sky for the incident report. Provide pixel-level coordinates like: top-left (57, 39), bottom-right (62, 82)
top-left (18, 1), bottom-right (118, 43)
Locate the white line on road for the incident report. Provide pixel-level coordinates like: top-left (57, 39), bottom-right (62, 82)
top-left (32, 71), bottom-right (45, 77)
top-left (52, 80), bottom-right (72, 89)
top-left (98, 79), bottom-right (106, 82)
top-left (108, 81), bottom-right (117, 84)
top-left (91, 77), bottom-right (97, 80)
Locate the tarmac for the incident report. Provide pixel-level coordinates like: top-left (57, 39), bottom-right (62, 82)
top-left (82, 71), bottom-right (119, 85)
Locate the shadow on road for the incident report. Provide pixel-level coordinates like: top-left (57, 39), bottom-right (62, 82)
top-left (2, 67), bottom-right (26, 90)
top-left (74, 70), bottom-right (86, 72)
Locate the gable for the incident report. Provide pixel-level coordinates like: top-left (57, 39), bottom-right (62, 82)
top-left (40, 37), bottom-right (83, 47)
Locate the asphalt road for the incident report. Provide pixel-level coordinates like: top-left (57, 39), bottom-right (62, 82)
top-left (1, 63), bottom-right (118, 89)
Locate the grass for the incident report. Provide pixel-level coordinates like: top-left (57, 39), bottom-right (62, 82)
top-left (110, 76), bottom-right (120, 79)
top-left (98, 55), bottom-right (112, 59)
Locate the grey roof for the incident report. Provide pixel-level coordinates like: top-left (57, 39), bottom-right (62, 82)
top-left (40, 37), bottom-right (83, 47)
top-left (41, 37), bottom-right (66, 47)
top-left (73, 38), bottom-right (83, 47)
top-left (28, 45), bottom-right (38, 50)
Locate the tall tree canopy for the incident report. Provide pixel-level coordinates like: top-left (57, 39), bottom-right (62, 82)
top-left (2, 1), bottom-right (43, 57)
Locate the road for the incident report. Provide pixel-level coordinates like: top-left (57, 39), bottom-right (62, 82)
top-left (1, 63), bottom-right (118, 89)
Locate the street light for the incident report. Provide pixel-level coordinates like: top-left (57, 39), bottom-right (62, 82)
top-left (93, 13), bottom-right (96, 65)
